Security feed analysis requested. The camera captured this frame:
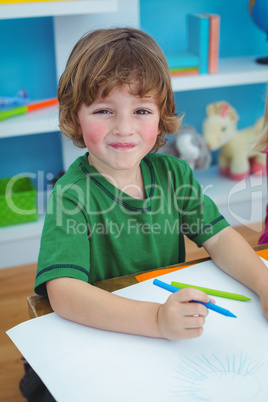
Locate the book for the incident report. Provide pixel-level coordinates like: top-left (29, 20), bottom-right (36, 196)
top-left (169, 66), bottom-right (199, 73)
top-left (166, 51), bottom-right (199, 69)
top-left (170, 66), bottom-right (199, 77)
top-left (187, 13), bottom-right (210, 74)
top-left (170, 70), bottom-right (199, 77)
top-left (207, 14), bottom-right (220, 74)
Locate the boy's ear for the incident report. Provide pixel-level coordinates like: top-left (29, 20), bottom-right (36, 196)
top-left (77, 124), bottom-right (82, 135)
top-left (68, 109), bottom-right (82, 135)
top-left (76, 117), bottom-right (83, 136)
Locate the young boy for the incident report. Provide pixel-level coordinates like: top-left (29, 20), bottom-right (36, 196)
top-left (34, 27), bottom-right (268, 341)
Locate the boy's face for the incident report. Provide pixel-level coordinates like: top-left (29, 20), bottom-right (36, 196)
top-left (77, 83), bottom-right (160, 176)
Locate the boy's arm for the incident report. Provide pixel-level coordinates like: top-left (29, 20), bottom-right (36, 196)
top-left (46, 277), bottom-right (211, 340)
top-left (203, 226), bottom-right (268, 318)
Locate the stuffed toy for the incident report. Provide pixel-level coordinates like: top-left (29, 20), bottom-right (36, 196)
top-left (202, 101), bottom-right (266, 180)
top-left (160, 125), bottom-right (211, 170)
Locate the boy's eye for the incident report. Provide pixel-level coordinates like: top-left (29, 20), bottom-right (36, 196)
top-left (94, 109), bottom-right (111, 114)
top-left (135, 109), bottom-right (150, 115)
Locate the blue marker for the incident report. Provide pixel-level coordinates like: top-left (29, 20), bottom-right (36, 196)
top-left (153, 279), bottom-right (237, 318)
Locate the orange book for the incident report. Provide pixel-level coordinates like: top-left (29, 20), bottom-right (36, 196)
top-left (208, 14), bottom-right (220, 74)
top-left (170, 70), bottom-right (199, 77)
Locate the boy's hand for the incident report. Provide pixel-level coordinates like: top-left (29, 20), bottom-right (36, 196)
top-left (157, 289), bottom-right (213, 341)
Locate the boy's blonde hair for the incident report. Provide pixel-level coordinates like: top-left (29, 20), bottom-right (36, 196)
top-left (57, 27), bottom-right (181, 151)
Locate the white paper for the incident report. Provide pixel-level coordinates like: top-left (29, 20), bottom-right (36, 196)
top-left (7, 259), bottom-right (268, 402)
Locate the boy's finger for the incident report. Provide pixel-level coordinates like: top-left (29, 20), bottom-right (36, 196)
top-left (171, 288), bottom-right (210, 304)
top-left (184, 315), bottom-right (206, 328)
top-left (183, 301), bottom-right (208, 317)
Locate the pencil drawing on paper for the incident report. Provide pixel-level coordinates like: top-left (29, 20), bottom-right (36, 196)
top-left (170, 353), bottom-right (266, 401)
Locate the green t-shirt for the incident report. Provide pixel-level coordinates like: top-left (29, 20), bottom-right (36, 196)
top-left (34, 153), bottom-right (229, 295)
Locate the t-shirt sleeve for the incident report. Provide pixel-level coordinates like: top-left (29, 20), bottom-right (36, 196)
top-left (34, 190), bottom-right (90, 296)
top-left (177, 161), bottom-right (229, 246)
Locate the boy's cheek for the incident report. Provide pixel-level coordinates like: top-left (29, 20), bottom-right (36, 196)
top-left (82, 124), bottom-right (107, 145)
top-left (143, 123), bottom-right (161, 142)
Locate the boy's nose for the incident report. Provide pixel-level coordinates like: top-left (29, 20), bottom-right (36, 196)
top-left (113, 115), bottom-right (134, 137)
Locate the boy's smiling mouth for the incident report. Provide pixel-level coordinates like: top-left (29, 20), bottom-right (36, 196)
top-left (109, 142), bottom-right (137, 150)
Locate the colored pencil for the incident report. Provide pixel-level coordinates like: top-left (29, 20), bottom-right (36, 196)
top-left (153, 279), bottom-right (237, 318)
top-left (171, 281), bottom-right (251, 301)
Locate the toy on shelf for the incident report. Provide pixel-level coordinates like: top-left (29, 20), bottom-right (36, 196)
top-left (0, 97), bottom-right (58, 122)
top-left (202, 101), bottom-right (266, 180)
top-left (160, 124), bottom-right (212, 170)
top-left (0, 89), bottom-right (30, 108)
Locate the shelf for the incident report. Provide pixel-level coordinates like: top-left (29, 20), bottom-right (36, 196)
top-left (0, 189), bottom-right (50, 244)
top-left (0, 189), bottom-right (52, 269)
top-left (1, 56), bottom-right (267, 139)
top-left (171, 56), bottom-right (268, 91)
top-left (0, 214), bottom-right (46, 269)
top-left (0, 0), bottom-right (118, 19)
top-left (194, 166), bottom-right (267, 227)
top-left (0, 105), bottom-right (59, 138)
top-left (0, 214), bottom-right (45, 244)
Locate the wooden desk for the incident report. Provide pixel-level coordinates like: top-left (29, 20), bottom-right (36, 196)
top-left (27, 244), bottom-right (268, 319)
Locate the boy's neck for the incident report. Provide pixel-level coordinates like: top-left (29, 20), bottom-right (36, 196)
top-left (87, 155), bottom-right (146, 199)
top-left (113, 168), bottom-right (145, 199)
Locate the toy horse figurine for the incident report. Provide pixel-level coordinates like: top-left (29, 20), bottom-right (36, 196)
top-left (202, 101), bottom-right (266, 180)
top-left (159, 125), bottom-right (211, 170)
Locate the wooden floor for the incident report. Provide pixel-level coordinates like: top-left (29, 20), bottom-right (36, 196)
top-left (0, 222), bottom-right (264, 401)
top-left (1, 262), bottom-right (37, 402)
